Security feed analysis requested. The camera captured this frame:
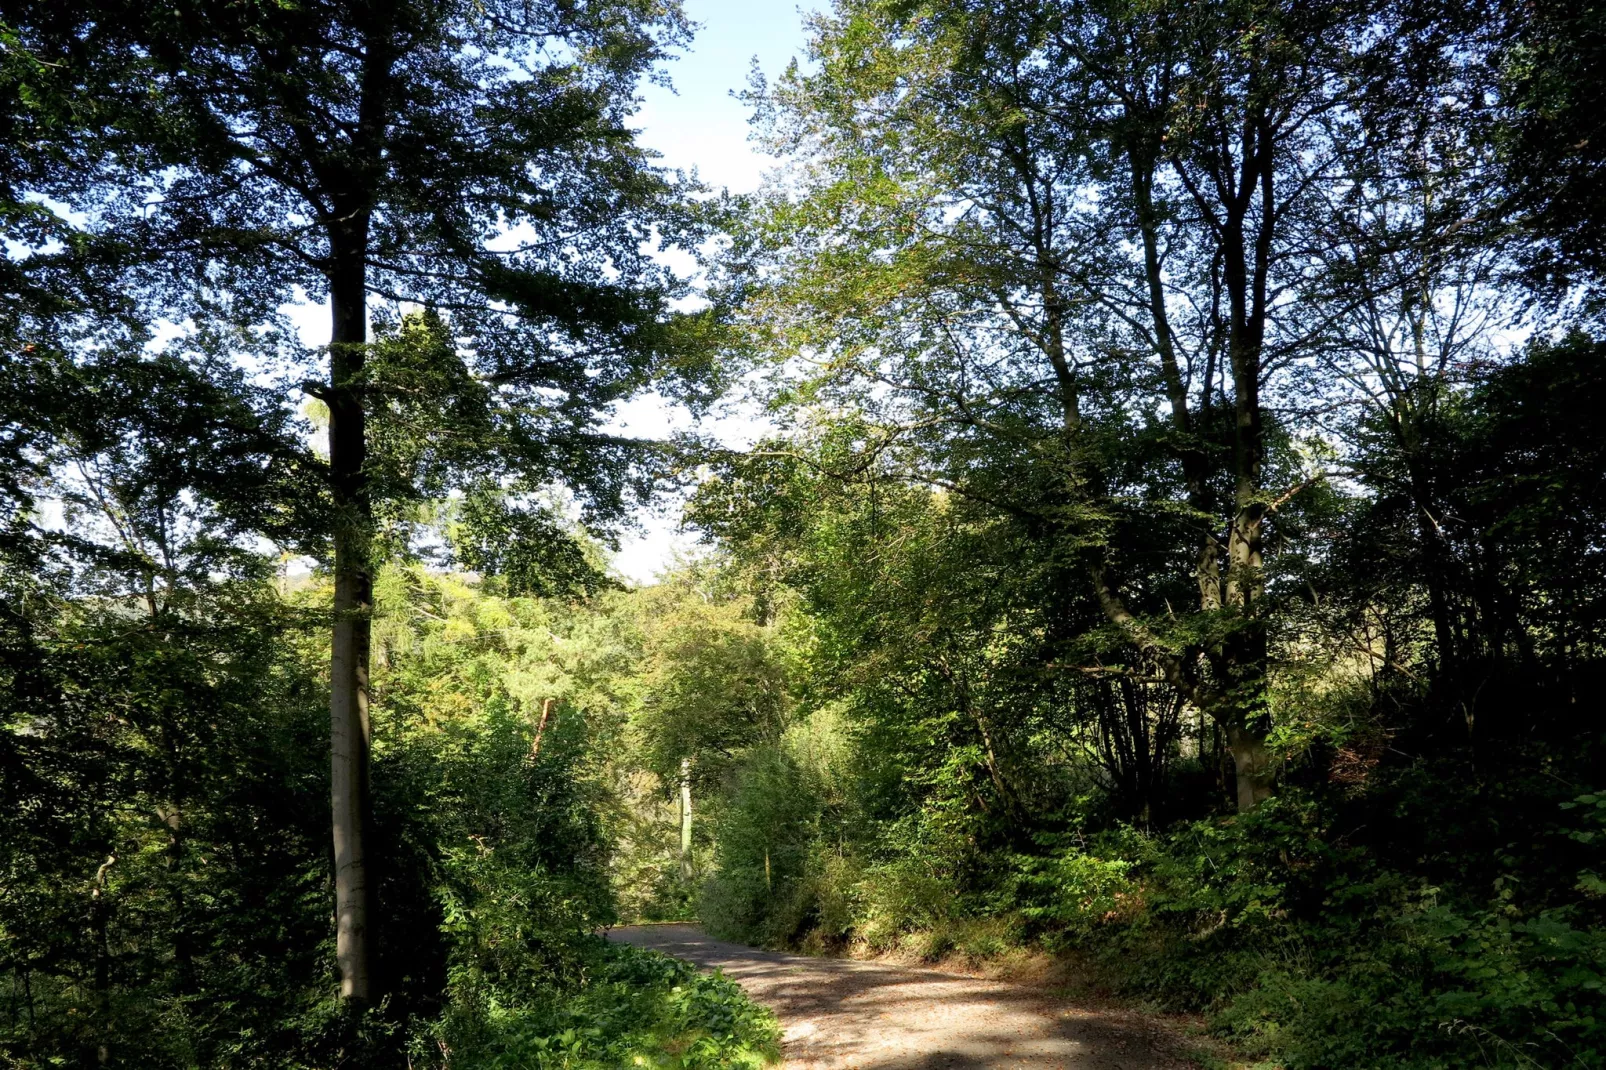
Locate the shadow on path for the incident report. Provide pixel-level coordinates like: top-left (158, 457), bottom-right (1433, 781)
top-left (609, 925), bottom-right (1196, 1070)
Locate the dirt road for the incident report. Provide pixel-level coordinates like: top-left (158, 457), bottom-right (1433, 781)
top-left (608, 925), bottom-right (1197, 1070)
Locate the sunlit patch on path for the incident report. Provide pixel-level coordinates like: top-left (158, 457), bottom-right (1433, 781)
top-left (609, 924), bottom-right (1195, 1069)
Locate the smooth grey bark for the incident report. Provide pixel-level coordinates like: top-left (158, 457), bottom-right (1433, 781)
top-left (328, 223), bottom-right (373, 1004)
top-left (322, 13), bottom-right (393, 1002)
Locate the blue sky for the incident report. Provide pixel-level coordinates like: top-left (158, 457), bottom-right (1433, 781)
top-left (606, 1), bottom-right (820, 582)
top-left (636, 1), bottom-right (818, 192)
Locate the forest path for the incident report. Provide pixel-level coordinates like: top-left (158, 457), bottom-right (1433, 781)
top-left (608, 924), bottom-right (1197, 1070)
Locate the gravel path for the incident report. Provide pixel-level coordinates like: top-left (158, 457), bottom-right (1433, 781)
top-left (608, 925), bottom-right (1197, 1070)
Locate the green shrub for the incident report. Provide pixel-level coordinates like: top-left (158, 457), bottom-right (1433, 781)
top-left (855, 855), bottom-right (963, 951)
top-left (724, 784), bottom-right (1605, 1069)
top-left (430, 941), bottom-right (780, 1069)
top-left (807, 850), bottom-right (864, 945)
top-left (1067, 794), bottom-right (1606, 1068)
top-left (1015, 843), bottom-right (1139, 943)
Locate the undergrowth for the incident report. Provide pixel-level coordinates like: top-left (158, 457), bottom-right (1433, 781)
top-left (702, 781), bottom-right (1606, 1069)
top-left (430, 940), bottom-right (780, 1069)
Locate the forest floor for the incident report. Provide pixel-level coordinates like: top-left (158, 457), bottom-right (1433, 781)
top-left (608, 924), bottom-right (1217, 1070)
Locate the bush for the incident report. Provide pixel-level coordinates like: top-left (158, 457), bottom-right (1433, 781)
top-left (1015, 841), bottom-right (1140, 943)
top-left (1075, 794), bottom-right (1606, 1068)
top-left (430, 941), bottom-right (781, 1069)
top-left (854, 856), bottom-right (962, 952)
top-left (711, 782), bottom-right (1605, 1069)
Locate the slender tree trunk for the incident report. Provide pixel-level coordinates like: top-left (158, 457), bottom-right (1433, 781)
top-left (529, 697), bottom-right (555, 761)
top-left (328, 222), bottom-right (373, 1004)
top-left (90, 853), bottom-right (116, 1066)
top-left (1129, 135), bottom-right (1278, 810)
top-left (1207, 103), bottom-right (1278, 812)
top-left (679, 757), bottom-right (693, 881)
top-left (1400, 448), bottom-right (1462, 689)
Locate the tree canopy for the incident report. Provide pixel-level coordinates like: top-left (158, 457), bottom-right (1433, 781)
top-left (3, 0), bottom-right (1605, 1067)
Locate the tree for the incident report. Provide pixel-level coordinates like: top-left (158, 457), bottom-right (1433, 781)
top-left (1496, 0), bottom-right (1606, 296)
top-left (6, 0), bottom-right (698, 1002)
top-left (630, 570), bottom-right (795, 786)
top-left (0, 343), bottom-right (331, 1064)
top-left (728, 0), bottom-right (1442, 809)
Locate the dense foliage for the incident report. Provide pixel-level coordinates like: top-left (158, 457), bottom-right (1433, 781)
top-left (638, 334), bottom-right (1606, 1070)
top-left (606, 2), bottom-right (1606, 1068)
top-left (0, 0), bottom-right (779, 1064)
top-left (0, 539), bottom-right (779, 1065)
top-left (6, 0), bottom-right (1606, 1067)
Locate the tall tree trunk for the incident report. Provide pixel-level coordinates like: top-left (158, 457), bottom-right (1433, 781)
top-left (1214, 107), bottom-right (1275, 813)
top-left (1223, 488), bottom-right (1271, 811)
top-left (327, 221), bottom-right (372, 1004)
top-left (1227, 722), bottom-right (1273, 811)
top-left (155, 803), bottom-right (195, 994)
top-left (1128, 128), bottom-right (1274, 811)
top-left (679, 757), bottom-right (693, 881)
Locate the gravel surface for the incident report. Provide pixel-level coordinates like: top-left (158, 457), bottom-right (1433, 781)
top-left (608, 925), bottom-right (1198, 1070)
